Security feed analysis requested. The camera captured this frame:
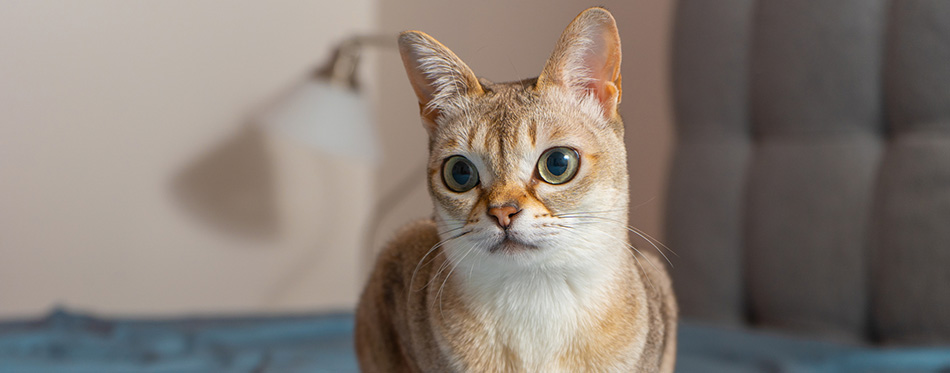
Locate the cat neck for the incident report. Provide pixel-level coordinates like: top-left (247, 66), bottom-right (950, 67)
top-left (450, 237), bottom-right (638, 322)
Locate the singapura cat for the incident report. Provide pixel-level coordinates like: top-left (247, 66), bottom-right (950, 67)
top-left (355, 7), bottom-right (677, 372)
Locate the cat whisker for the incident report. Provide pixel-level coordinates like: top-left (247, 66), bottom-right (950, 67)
top-left (424, 246), bottom-right (460, 290)
top-left (408, 229), bottom-right (471, 303)
top-left (506, 56), bottom-right (527, 92)
top-left (555, 226), bottom-right (657, 292)
top-left (437, 241), bottom-right (480, 321)
top-left (437, 225), bottom-right (468, 236)
top-left (555, 215), bottom-right (677, 266)
top-left (436, 221), bottom-right (466, 227)
top-left (631, 197), bottom-right (656, 211)
top-left (564, 223), bottom-right (663, 274)
top-left (556, 214), bottom-right (664, 241)
top-left (468, 246), bottom-right (480, 279)
top-left (424, 231), bottom-right (478, 292)
top-left (604, 233), bottom-right (663, 274)
top-left (553, 208), bottom-right (627, 217)
top-left (628, 226), bottom-right (678, 259)
top-left (597, 236), bottom-right (658, 292)
top-left (621, 226), bottom-right (674, 268)
top-left (425, 254), bottom-right (453, 290)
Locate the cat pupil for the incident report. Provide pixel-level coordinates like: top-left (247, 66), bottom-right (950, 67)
top-left (547, 151), bottom-right (570, 176)
top-left (452, 162), bottom-right (472, 184)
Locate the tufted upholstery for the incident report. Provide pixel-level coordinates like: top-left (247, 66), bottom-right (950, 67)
top-left (666, 0), bottom-right (950, 344)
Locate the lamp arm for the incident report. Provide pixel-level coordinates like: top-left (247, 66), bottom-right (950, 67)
top-left (320, 34), bottom-right (398, 89)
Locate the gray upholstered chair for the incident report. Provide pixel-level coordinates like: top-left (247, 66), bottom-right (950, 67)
top-left (667, 0), bottom-right (950, 346)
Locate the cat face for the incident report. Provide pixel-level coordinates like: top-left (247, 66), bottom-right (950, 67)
top-left (399, 8), bottom-right (628, 269)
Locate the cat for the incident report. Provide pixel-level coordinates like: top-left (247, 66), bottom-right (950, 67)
top-left (355, 7), bottom-right (676, 372)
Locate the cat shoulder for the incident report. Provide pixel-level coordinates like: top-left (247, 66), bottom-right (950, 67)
top-left (357, 219), bottom-right (441, 373)
top-left (384, 218), bottom-right (439, 253)
top-left (372, 219), bottom-right (440, 271)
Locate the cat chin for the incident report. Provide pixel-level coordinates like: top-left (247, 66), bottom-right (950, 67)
top-left (476, 237), bottom-right (595, 268)
top-left (481, 228), bottom-right (564, 256)
top-left (488, 237), bottom-right (539, 254)
top-left (445, 225), bottom-right (609, 269)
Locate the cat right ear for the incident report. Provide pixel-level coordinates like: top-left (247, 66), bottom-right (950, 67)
top-left (398, 31), bottom-right (483, 133)
top-left (538, 7), bottom-right (622, 120)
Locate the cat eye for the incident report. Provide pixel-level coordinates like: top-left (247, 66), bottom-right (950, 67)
top-left (442, 155), bottom-right (480, 192)
top-left (537, 147), bottom-right (580, 185)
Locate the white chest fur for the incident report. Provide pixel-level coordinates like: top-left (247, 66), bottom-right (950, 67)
top-left (447, 245), bottom-right (636, 372)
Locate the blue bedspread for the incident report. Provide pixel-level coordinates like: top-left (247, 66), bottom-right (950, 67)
top-left (1, 309), bottom-right (949, 372)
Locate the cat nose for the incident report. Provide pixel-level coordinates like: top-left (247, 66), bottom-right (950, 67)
top-left (487, 205), bottom-right (521, 229)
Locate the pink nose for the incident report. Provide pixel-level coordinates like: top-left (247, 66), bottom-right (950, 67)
top-left (487, 205), bottom-right (521, 229)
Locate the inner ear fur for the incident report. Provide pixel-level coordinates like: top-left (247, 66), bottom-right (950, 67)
top-left (398, 31), bottom-right (484, 132)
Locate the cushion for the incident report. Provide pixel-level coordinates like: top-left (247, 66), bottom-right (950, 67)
top-left (668, 0), bottom-right (950, 343)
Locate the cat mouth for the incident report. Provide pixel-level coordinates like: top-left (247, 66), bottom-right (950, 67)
top-left (489, 236), bottom-right (538, 254)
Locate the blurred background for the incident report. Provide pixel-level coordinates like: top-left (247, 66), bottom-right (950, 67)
top-left (0, 1), bottom-right (673, 319)
top-left (4, 1), bottom-right (950, 372)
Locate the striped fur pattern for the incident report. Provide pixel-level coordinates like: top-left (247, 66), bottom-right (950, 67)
top-left (356, 8), bottom-right (676, 372)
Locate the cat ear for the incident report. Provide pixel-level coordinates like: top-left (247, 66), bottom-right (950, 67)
top-left (398, 31), bottom-right (484, 132)
top-left (538, 7), bottom-right (622, 119)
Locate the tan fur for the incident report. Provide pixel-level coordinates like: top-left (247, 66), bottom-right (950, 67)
top-left (357, 7), bottom-right (676, 372)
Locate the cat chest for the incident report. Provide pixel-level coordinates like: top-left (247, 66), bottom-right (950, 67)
top-left (441, 299), bottom-right (640, 372)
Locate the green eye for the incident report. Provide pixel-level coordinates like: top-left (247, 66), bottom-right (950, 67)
top-left (537, 147), bottom-right (580, 184)
top-left (442, 155), bottom-right (479, 192)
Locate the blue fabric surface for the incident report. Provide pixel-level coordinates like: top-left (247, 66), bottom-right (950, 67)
top-left (2, 309), bottom-right (949, 372)
top-left (0, 309), bottom-right (357, 373)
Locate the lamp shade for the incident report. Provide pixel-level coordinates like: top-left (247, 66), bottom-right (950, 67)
top-left (258, 80), bottom-right (379, 165)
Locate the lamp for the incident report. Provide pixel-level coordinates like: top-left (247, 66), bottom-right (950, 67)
top-left (258, 35), bottom-right (394, 163)
top-left (253, 35), bottom-right (396, 310)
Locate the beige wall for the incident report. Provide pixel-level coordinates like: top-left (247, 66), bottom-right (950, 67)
top-left (371, 1), bottom-right (675, 258)
top-left (0, 1), bottom-right (673, 319)
top-left (0, 1), bottom-right (375, 318)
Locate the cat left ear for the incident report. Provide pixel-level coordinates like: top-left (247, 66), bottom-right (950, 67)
top-left (538, 7), bottom-right (622, 119)
top-left (398, 31), bottom-right (484, 133)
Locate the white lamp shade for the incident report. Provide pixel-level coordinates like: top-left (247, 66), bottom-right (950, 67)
top-left (259, 80), bottom-right (379, 165)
